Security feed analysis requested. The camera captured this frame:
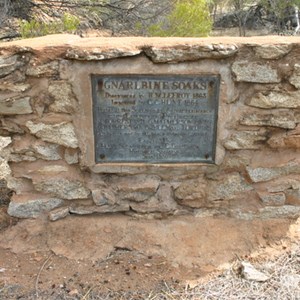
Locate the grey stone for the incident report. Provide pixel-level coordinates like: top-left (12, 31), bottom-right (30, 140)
top-left (8, 154), bottom-right (37, 162)
top-left (259, 205), bottom-right (300, 219)
top-left (66, 48), bottom-right (141, 60)
top-left (224, 131), bottom-right (267, 150)
top-left (208, 173), bottom-right (252, 201)
top-left (144, 44), bottom-right (238, 63)
top-left (0, 97), bottom-right (32, 115)
top-left (69, 203), bottom-right (130, 214)
top-left (32, 143), bottom-right (62, 160)
top-left (26, 61), bottom-right (59, 77)
top-left (248, 91), bottom-right (300, 109)
top-left (6, 177), bottom-right (34, 195)
top-left (258, 192), bottom-right (286, 206)
top-left (0, 55), bottom-right (24, 78)
top-left (240, 111), bottom-right (296, 129)
top-left (64, 148), bottom-right (79, 164)
top-left (253, 44), bottom-right (293, 59)
top-left (34, 178), bottom-right (90, 200)
top-left (92, 188), bottom-right (117, 206)
top-left (48, 81), bottom-right (78, 113)
top-left (238, 261), bottom-right (270, 282)
top-left (247, 161), bottom-right (300, 183)
top-left (289, 64), bottom-right (300, 89)
top-left (0, 136), bottom-right (11, 152)
top-left (232, 61), bottom-right (280, 83)
top-left (0, 83), bottom-right (31, 92)
top-left (26, 121), bottom-right (79, 148)
top-left (0, 157), bottom-right (10, 179)
top-left (49, 207), bottom-right (70, 221)
top-left (285, 189), bottom-right (300, 205)
top-left (7, 194), bottom-right (64, 218)
top-left (113, 175), bottom-right (160, 202)
top-left (175, 178), bottom-right (207, 208)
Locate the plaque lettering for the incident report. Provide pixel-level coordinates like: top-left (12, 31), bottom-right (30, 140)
top-left (92, 75), bottom-right (220, 163)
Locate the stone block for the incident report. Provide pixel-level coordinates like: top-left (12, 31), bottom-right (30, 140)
top-left (208, 173), bottom-right (252, 201)
top-left (6, 177), bottom-right (34, 195)
top-left (0, 83), bottom-right (31, 92)
top-left (64, 148), bottom-right (79, 164)
top-left (253, 44), bottom-right (293, 59)
top-left (112, 175), bottom-right (160, 202)
top-left (144, 44), bottom-right (238, 63)
top-left (48, 81), bottom-right (78, 113)
top-left (0, 136), bottom-right (11, 152)
top-left (26, 121), bottom-right (79, 148)
top-left (232, 61), bottom-right (280, 83)
top-left (240, 111), bottom-right (296, 129)
top-left (69, 203), bottom-right (130, 215)
top-left (257, 191), bottom-right (286, 206)
top-left (7, 193), bottom-right (64, 218)
top-left (34, 178), bottom-right (90, 200)
top-left (248, 91), bottom-right (300, 109)
top-left (92, 188), bottom-right (117, 206)
top-left (247, 161), bottom-right (300, 183)
top-left (0, 55), bottom-right (24, 78)
top-left (224, 130), bottom-right (267, 150)
top-left (285, 189), bottom-right (300, 205)
top-left (259, 205), bottom-right (300, 219)
top-left (66, 48), bottom-right (142, 61)
top-left (0, 97), bottom-right (32, 115)
top-left (175, 178), bottom-right (207, 208)
top-left (0, 157), bottom-right (10, 180)
top-left (289, 64), bottom-right (300, 89)
top-left (49, 207), bottom-right (70, 221)
top-left (26, 61), bottom-right (59, 77)
top-left (268, 125), bottom-right (300, 148)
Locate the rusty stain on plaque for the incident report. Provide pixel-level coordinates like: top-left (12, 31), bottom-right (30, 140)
top-left (91, 75), bottom-right (220, 163)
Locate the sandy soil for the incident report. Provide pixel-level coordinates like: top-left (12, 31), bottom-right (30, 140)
top-left (0, 204), bottom-right (294, 299)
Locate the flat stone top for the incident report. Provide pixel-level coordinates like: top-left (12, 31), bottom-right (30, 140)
top-left (2, 34), bottom-right (300, 50)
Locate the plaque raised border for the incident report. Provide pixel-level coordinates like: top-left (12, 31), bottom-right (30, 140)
top-left (91, 74), bottom-right (220, 164)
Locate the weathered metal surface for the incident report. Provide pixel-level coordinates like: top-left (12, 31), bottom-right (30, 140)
top-left (92, 75), bottom-right (220, 163)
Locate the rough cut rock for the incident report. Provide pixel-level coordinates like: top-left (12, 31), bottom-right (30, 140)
top-left (0, 96), bottom-right (32, 115)
top-left (247, 91), bottom-right (300, 109)
top-left (113, 175), bottom-right (160, 202)
top-left (0, 83), bottom-right (31, 92)
top-left (0, 55), bottom-right (24, 78)
top-left (0, 136), bottom-right (12, 152)
top-left (26, 121), bottom-right (79, 148)
top-left (34, 178), bottom-right (90, 200)
top-left (48, 81), bottom-right (78, 113)
top-left (240, 111), bottom-right (296, 129)
top-left (92, 188), bottom-right (117, 206)
top-left (257, 191), bottom-right (286, 206)
top-left (259, 205), bottom-right (300, 219)
top-left (289, 64), bottom-right (300, 89)
top-left (0, 157), bottom-right (10, 179)
top-left (268, 125), bottom-right (300, 148)
top-left (26, 61), bottom-right (59, 77)
top-left (285, 189), bottom-right (300, 205)
top-left (224, 130), bottom-right (267, 150)
top-left (144, 44), bottom-right (238, 63)
top-left (7, 193), bottom-right (64, 218)
top-left (247, 161), bottom-right (300, 183)
top-left (208, 173), bottom-right (252, 201)
top-left (253, 44), bottom-right (293, 59)
top-left (65, 48), bottom-right (141, 60)
top-left (238, 261), bottom-right (270, 282)
top-left (64, 148), bottom-right (79, 164)
top-left (175, 178), bottom-right (207, 208)
top-left (232, 61), bottom-right (280, 83)
top-left (69, 203), bottom-right (130, 214)
top-left (129, 184), bottom-right (177, 213)
top-left (49, 206), bottom-right (70, 221)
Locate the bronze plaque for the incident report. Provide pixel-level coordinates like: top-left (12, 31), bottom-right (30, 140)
top-left (92, 75), bottom-right (219, 163)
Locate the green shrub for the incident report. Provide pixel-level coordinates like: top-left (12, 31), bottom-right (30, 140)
top-left (149, 0), bottom-right (212, 37)
top-left (19, 13), bottom-right (80, 38)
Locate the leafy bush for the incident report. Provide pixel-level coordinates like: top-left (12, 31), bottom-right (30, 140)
top-left (149, 0), bottom-right (212, 37)
top-left (19, 13), bottom-right (80, 38)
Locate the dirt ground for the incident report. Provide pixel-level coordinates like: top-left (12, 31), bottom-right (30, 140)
top-left (0, 202), bottom-right (295, 299)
